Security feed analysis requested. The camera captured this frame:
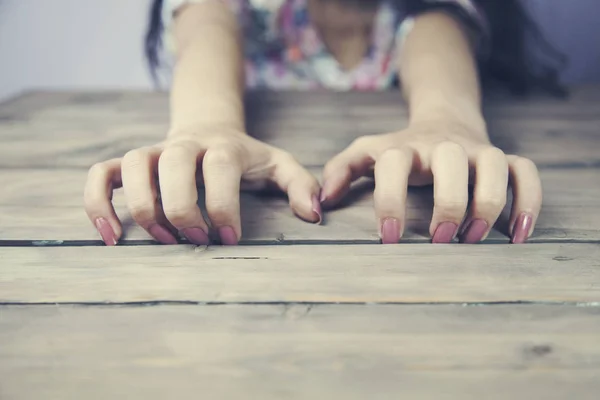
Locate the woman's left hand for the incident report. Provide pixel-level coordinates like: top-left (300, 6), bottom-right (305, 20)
top-left (320, 120), bottom-right (542, 244)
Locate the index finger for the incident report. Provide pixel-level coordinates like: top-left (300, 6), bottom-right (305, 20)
top-left (84, 158), bottom-right (123, 246)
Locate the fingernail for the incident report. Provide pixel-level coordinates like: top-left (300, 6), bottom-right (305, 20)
top-left (95, 217), bottom-right (118, 246)
top-left (312, 195), bottom-right (323, 224)
top-left (432, 222), bottom-right (458, 244)
top-left (319, 182), bottom-right (327, 203)
top-left (181, 228), bottom-right (210, 246)
top-left (149, 224), bottom-right (178, 245)
top-left (219, 226), bottom-right (238, 246)
top-left (380, 218), bottom-right (400, 244)
top-left (511, 213), bottom-right (533, 244)
top-left (320, 181), bottom-right (331, 203)
top-left (320, 171), bottom-right (347, 205)
top-left (459, 219), bottom-right (488, 244)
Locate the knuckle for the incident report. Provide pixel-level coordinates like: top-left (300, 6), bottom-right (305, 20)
top-left (350, 135), bottom-right (375, 150)
top-left (512, 156), bottom-right (538, 172)
top-left (435, 140), bottom-right (466, 156)
top-left (378, 147), bottom-right (410, 165)
top-left (479, 146), bottom-right (507, 162)
top-left (87, 162), bottom-right (110, 179)
top-left (203, 146), bottom-right (239, 167)
top-left (379, 147), bottom-right (403, 159)
top-left (122, 148), bottom-right (149, 169)
top-left (276, 150), bottom-right (298, 165)
top-left (159, 145), bottom-right (193, 169)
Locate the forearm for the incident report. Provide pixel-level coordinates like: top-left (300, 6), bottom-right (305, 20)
top-left (170, 2), bottom-right (245, 134)
top-left (399, 12), bottom-right (486, 135)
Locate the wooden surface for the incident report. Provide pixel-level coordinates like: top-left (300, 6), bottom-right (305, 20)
top-left (1, 89), bottom-right (599, 399)
top-left (2, 244), bottom-right (600, 304)
top-left (1, 305), bottom-right (600, 400)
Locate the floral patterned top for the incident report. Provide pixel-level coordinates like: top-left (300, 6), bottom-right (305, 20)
top-left (162, 0), bottom-right (487, 91)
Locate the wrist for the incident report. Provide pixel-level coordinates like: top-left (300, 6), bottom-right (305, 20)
top-left (409, 98), bottom-right (487, 139)
top-left (168, 121), bottom-right (246, 138)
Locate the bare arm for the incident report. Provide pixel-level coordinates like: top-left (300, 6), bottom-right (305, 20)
top-left (170, 0), bottom-right (245, 133)
top-left (322, 10), bottom-right (542, 246)
top-left (399, 11), bottom-right (486, 135)
top-left (84, 0), bottom-right (322, 248)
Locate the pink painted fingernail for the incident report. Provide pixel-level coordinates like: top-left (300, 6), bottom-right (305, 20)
top-left (219, 226), bottom-right (238, 246)
top-left (95, 217), bottom-right (118, 246)
top-left (181, 228), bottom-right (210, 246)
top-left (149, 224), bottom-right (178, 245)
top-left (460, 219), bottom-right (488, 244)
top-left (320, 181), bottom-right (331, 203)
top-left (511, 213), bottom-right (533, 244)
top-left (432, 222), bottom-right (458, 244)
top-left (312, 195), bottom-right (323, 224)
top-left (380, 218), bottom-right (400, 244)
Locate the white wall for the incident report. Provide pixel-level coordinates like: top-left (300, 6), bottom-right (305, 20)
top-left (0, 0), bottom-right (153, 100)
top-left (0, 0), bottom-right (599, 101)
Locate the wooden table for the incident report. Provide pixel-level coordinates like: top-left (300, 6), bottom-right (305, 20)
top-left (1, 89), bottom-right (599, 399)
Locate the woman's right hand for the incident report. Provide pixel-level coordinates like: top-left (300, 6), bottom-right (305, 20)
top-left (84, 128), bottom-right (322, 246)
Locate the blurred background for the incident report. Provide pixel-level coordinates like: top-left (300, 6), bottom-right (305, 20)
top-left (1, 0), bottom-right (599, 101)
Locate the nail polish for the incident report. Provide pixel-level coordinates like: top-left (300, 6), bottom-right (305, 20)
top-left (511, 213), bottom-right (533, 244)
top-left (149, 224), bottom-right (178, 245)
top-left (95, 217), bottom-right (118, 246)
top-left (432, 222), bottom-right (458, 244)
top-left (312, 195), bottom-right (323, 224)
top-left (319, 184), bottom-right (329, 203)
top-left (181, 228), bottom-right (210, 246)
top-left (380, 218), bottom-right (400, 244)
top-left (219, 226), bottom-right (239, 246)
top-left (460, 219), bottom-right (488, 244)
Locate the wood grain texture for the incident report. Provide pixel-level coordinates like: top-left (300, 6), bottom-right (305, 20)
top-left (1, 304), bottom-right (599, 400)
top-left (0, 168), bottom-right (598, 243)
top-left (1, 89), bottom-right (600, 168)
top-left (1, 244), bottom-right (599, 303)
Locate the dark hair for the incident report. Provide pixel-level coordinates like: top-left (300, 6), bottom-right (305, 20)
top-left (145, 0), bottom-right (567, 96)
top-left (146, 0), bottom-right (165, 84)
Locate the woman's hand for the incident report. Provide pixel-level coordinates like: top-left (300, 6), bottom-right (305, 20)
top-left (84, 128), bottom-right (322, 246)
top-left (320, 120), bottom-right (542, 244)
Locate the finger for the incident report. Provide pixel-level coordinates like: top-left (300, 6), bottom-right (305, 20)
top-left (271, 152), bottom-right (322, 224)
top-left (158, 141), bottom-right (210, 245)
top-left (321, 136), bottom-right (377, 208)
top-left (202, 145), bottom-right (244, 245)
top-left (121, 147), bottom-right (178, 245)
top-left (459, 147), bottom-right (508, 244)
top-left (373, 148), bottom-right (414, 244)
top-left (507, 155), bottom-right (542, 244)
top-left (84, 158), bottom-right (123, 246)
top-left (430, 141), bottom-right (469, 243)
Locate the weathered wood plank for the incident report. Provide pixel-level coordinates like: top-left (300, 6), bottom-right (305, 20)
top-left (1, 305), bottom-right (599, 400)
top-left (0, 168), bottom-right (597, 243)
top-left (1, 244), bottom-right (599, 303)
top-left (1, 89), bottom-right (600, 168)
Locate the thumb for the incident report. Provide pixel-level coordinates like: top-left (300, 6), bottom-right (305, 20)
top-left (271, 152), bottom-right (322, 224)
top-left (321, 136), bottom-right (375, 208)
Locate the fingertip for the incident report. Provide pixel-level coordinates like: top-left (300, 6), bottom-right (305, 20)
top-left (218, 226), bottom-right (239, 246)
top-left (510, 212), bottom-right (534, 244)
top-left (312, 194), bottom-right (323, 225)
top-left (95, 217), bottom-right (119, 246)
top-left (380, 218), bottom-right (401, 244)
